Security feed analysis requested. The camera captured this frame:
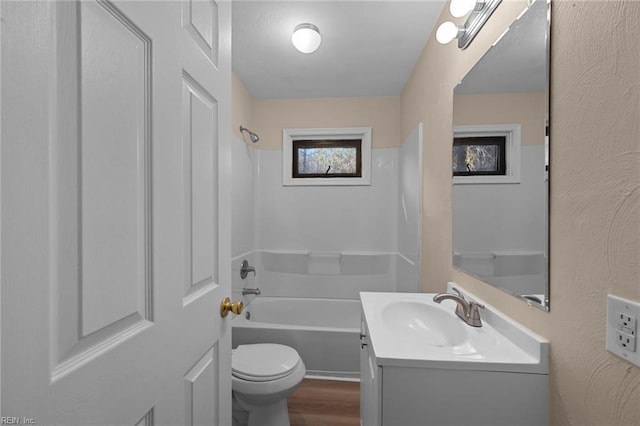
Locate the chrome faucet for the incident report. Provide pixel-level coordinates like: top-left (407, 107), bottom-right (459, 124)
top-left (240, 260), bottom-right (256, 279)
top-left (433, 287), bottom-right (484, 327)
top-left (242, 288), bottom-right (261, 296)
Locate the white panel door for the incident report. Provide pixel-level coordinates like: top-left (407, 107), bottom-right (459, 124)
top-left (0, 1), bottom-right (232, 424)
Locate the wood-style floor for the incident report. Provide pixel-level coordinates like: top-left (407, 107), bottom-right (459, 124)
top-left (288, 379), bottom-right (360, 426)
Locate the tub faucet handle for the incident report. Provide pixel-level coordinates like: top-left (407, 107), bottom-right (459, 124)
top-left (240, 260), bottom-right (256, 279)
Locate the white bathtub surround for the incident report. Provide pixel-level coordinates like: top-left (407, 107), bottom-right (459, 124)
top-left (232, 252), bottom-right (259, 305)
top-left (233, 250), bottom-right (416, 299)
top-left (307, 251), bottom-right (341, 275)
top-left (232, 297), bottom-right (361, 379)
top-left (230, 129), bottom-right (423, 299)
top-left (396, 124), bottom-right (423, 291)
top-left (256, 148), bottom-right (398, 251)
top-left (231, 135), bottom-right (256, 258)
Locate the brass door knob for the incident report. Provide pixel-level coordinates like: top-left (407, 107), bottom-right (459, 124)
top-left (220, 297), bottom-right (243, 318)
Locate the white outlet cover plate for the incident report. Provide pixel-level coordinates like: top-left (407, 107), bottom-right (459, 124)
top-left (606, 294), bottom-right (640, 367)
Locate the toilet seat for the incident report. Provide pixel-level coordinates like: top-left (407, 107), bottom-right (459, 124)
top-left (232, 343), bottom-right (301, 382)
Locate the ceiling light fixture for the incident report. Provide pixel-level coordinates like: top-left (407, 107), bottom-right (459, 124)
top-left (291, 23), bottom-right (321, 54)
top-left (436, 0), bottom-right (502, 49)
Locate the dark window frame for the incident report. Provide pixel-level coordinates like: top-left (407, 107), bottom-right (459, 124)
top-left (292, 139), bottom-right (362, 179)
top-left (453, 136), bottom-right (507, 177)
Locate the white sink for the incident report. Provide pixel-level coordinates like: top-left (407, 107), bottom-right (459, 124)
top-left (361, 288), bottom-right (549, 373)
top-left (380, 300), bottom-right (496, 355)
top-left (382, 301), bottom-right (466, 346)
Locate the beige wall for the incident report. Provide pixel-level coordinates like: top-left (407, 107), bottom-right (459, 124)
top-left (402, 1), bottom-right (640, 424)
top-left (239, 96), bottom-right (401, 150)
top-left (454, 91), bottom-right (546, 145)
top-left (232, 73), bottom-right (254, 142)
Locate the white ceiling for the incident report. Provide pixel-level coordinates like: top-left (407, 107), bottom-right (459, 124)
top-left (231, 1), bottom-right (447, 99)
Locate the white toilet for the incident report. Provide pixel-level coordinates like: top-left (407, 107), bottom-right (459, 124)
top-left (231, 343), bottom-right (306, 426)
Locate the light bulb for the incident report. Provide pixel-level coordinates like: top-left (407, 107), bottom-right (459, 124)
top-left (436, 21), bottom-right (460, 45)
top-left (291, 23), bottom-right (321, 54)
top-left (449, 0), bottom-right (478, 18)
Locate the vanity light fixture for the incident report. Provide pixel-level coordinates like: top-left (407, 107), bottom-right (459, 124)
top-left (449, 0), bottom-right (483, 18)
top-left (291, 23), bottom-right (322, 54)
top-left (436, 0), bottom-right (502, 49)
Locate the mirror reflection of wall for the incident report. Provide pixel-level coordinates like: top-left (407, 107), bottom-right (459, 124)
top-left (452, 0), bottom-right (550, 309)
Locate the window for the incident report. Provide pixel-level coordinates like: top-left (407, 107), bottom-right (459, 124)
top-left (453, 124), bottom-right (521, 184)
top-left (293, 139), bottom-right (361, 178)
top-left (453, 136), bottom-right (506, 176)
top-left (283, 127), bottom-right (372, 186)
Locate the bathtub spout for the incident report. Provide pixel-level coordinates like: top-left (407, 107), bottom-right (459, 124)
top-left (242, 288), bottom-right (261, 296)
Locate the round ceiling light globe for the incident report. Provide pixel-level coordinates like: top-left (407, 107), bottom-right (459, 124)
top-left (292, 23), bottom-right (322, 54)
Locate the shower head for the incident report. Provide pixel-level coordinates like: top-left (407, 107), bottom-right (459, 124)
top-left (239, 125), bottom-right (260, 143)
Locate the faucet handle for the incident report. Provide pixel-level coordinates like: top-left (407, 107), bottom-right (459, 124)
top-left (469, 301), bottom-right (485, 314)
top-left (450, 288), bottom-right (468, 320)
top-left (451, 287), bottom-right (465, 300)
top-left (240, 260), bottom-right (256, 279)
top-left (467, 301), bottom-right (484, 327)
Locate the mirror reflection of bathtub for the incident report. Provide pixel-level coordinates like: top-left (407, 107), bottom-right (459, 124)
top-left (453, 251), bottom-right (547, 307)
top-left (232, 297), bottom-right (361, 379)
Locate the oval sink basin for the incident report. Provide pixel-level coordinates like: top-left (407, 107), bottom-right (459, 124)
top-left (381, 301), bottom-right (496, 355)
top-left (382, 301), bottom-right (467, 347)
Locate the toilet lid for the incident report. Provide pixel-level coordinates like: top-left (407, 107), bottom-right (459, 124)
top-left (232, 344), bottom-right (301, 382)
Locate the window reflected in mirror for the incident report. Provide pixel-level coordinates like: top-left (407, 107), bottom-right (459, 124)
top-left (453, 136), bottom-right (506, 176)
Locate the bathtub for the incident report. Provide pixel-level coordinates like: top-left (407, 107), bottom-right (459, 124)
top-left (232, 297), bottom-right (361, 380)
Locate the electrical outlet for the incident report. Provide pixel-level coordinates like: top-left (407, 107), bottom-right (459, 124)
top-left (606, 294), bottom-right (640, 367)
top-left (616, 311), bottom-right (636, 333)
top-left (615, 330), bottom-right (636, 351)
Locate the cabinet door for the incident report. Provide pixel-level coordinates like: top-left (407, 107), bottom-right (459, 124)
top-left (360, 322), bottom-right (381, 426)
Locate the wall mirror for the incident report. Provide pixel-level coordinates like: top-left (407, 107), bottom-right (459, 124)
top-left (452, 0), bottom-right (550, 310)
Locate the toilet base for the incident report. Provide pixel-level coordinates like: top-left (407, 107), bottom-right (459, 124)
top-left (232, 398), bottom-right (249, 426)
top-left (248, 400), bottom-right (290, 426)
top-left (232, 396), bottom-right (290, 426)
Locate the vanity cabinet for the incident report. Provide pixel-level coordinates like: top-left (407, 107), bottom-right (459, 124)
top-left (359, 320), bottom-right (381, 426)
top-left (359, 291), bottom-right (549, 426)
